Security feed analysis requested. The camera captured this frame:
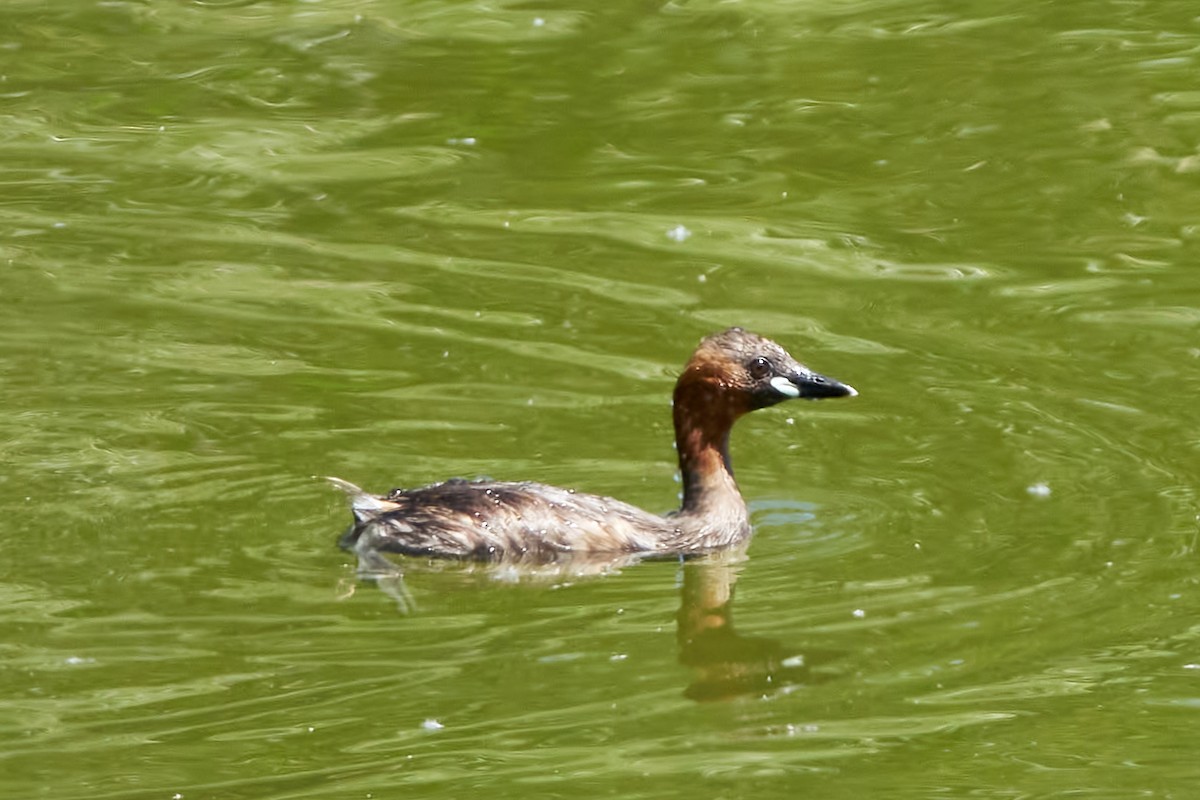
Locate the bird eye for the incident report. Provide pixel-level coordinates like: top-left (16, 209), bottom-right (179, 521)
top-left (748, 356), bottom-right (772, 379)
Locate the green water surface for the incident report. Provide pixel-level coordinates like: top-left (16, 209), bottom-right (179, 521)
top-left (2, 1), bottom-right (1198, 798)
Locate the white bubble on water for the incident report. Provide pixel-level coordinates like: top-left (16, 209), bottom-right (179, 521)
top-left (665, 224), bottom-right (691, 242)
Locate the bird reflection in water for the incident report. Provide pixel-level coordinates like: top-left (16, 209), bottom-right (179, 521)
top-left (676, 558), bottom-right (821, 702)
top-left (339, 554), bottom-right (828, 702)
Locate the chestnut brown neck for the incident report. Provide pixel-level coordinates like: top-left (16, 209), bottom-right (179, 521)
top-left (672, 369), bottom-right (748, 518)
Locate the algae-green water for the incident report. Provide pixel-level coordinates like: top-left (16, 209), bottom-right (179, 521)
top-left (2, 2), bottom-right (1198, 798)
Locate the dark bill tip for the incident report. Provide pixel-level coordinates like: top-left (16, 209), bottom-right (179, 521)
top-left (790, 371), bottom-right (857, 400)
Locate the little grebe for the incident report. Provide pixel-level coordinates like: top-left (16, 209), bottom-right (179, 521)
top-left (330, 327), bottom-right (855, 564)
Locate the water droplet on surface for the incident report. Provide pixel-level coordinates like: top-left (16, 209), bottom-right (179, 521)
top-left (665, 224), bottom-right (691, 242)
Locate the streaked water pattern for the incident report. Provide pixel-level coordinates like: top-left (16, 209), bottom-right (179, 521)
top-left (2, 1), bottom-right (1198, 798)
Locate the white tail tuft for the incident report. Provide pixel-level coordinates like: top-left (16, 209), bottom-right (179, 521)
top-left (324, 476), bottom-right (401, 521)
